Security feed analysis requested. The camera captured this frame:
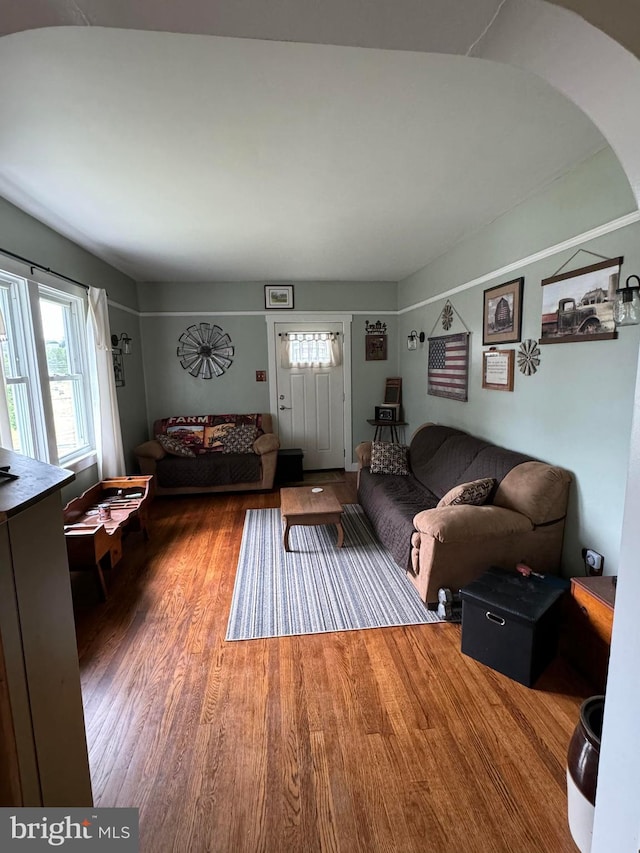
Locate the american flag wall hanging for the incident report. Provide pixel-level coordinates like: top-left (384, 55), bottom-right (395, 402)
top-left (427, 332), bottom-right (470, 401)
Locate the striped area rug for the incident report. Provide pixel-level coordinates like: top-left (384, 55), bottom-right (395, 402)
top-left (225, 503), bottom-right (441, 640)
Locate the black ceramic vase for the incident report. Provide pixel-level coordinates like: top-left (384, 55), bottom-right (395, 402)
top-left (566, 694), bottom-right (605, 853)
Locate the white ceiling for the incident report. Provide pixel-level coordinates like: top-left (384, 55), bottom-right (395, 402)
top-left (0, 10), bottom-right (607, 282)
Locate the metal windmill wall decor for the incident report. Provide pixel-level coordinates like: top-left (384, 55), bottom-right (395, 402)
top-left (517, 339), bottom-right (541, 376)
top-left (177, 323), bottom-right (234, 379)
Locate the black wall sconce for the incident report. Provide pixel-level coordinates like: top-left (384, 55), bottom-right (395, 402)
top-left (407, 330), bottom-right (425, 350)
top-left (111, 332), bottom-right (132, 355)
top-left (614, 275), bottom-right (640, 326)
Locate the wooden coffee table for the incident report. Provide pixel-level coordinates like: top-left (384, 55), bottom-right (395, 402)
top-left (280, 486), bottom-right (344, 552)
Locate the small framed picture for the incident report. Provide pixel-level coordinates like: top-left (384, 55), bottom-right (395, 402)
top-left (482, 348), bottom-right (515, 392)
top-left (483, 277), bottom-right (524, 345)
top-left (265, 284), bottom-right (294, 310)
top-left (365, 334), bottom-right (387, 360)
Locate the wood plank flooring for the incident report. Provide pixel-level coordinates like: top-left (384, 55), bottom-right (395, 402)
top-left (73, 475), bottom-right (590, 852)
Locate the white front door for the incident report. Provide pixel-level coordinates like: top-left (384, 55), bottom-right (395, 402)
top-left (274, 322), bottom-right (345, 469)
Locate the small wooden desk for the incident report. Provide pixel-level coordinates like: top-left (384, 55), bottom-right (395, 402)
top-left (280, 486), bottom-right (344, 552)
top-left (63, 475), bottom-right (154, 599)
top-left (367, 419), bottom-right (407, 443)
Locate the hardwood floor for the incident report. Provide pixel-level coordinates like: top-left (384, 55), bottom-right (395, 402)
top-left (73, 474), bottom-right (590, 852)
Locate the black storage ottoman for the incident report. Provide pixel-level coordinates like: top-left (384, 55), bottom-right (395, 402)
top-left (460, 566), bottom-right (565, 687)
top-left (276, 448), bottom-right (304, 484)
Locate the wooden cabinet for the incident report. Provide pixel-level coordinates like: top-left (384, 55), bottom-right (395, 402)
top-left (564, 575), bottom-right (616, 693)
top-left (0, 448), bottom-right (92, 806)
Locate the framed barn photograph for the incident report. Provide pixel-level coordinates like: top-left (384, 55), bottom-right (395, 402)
top-left (483, 277), bottom-right (524, 346)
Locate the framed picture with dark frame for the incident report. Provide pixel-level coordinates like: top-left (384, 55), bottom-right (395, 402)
top-left (539, 256), bottom-right (622, 344)
top-left (483, 277), bottom-right (524, 346)
top-left (365, 334), bottom-right (387, 360)
top-left (264, 284), bottom-right (294, 309)
top-left (482, 348), bottom-right (515, 392)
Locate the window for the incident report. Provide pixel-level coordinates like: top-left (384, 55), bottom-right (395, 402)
top-left (0, 270), bottom-right (94, 468)
top-left (282, 332), bottom-right (341, 368)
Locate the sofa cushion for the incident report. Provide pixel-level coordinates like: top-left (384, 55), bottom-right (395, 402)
top-left (156, 453), bottom-right (261, 488)
top-left (437, 477), bottom-right (495, 507)
top-left (156, 434), bottom-right (196, 457)
top-left (221, 425), bottom-right (258, 454)
top-left (493, 461), bottom-right (571, 525)
top-left (370, 442), bottom-right (409, 475)
top-left (412, 433), bottom-right (492, 498)
top-left (409, 425), bottom-right (467, 490)
top-left (458, 444), bottom-right (534, 488)
top-left (358, 468), bottom-right (439, 569)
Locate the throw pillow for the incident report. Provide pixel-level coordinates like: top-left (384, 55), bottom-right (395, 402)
top-left (437, 477), bottom-right (495, 507)
top-left (221, 424), bottom-right (259, 454)
top-left (156, 434), bottom-right (196, 457)
top-left (369, 442), bottom-right (409, 476)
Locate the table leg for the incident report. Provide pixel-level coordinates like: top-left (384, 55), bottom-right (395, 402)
top-left (95, 562), bottom-right (108, 601)
top-left (283, 518), bottom-right (292, 552)
top-left (336, 521), bottom-right (344, 548)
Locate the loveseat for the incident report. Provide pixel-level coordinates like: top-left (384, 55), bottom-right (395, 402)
top-left (356, 423), bottom-right (571, 606)
top-left (134, 413), bottom-right (280, 496)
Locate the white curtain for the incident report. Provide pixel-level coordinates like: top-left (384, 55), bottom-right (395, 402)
top-left (280, 332), bottom-right (341, 368)
top-left (86, 287), bottom-right (125, 478)
top-left (0, 310), bottom-right (12, 448)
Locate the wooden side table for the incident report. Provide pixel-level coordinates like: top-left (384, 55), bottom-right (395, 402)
top-left (367, 419), bottom-right (407, 443)
top-left (564, 575), bottom-right (616, 693)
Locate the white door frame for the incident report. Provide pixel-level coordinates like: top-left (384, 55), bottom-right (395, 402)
top-left (266, 313), bottom-right (355, 471)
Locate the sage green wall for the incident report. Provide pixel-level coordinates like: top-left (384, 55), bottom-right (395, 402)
top-left (138, 280), bottom-right (398, 454)
top-left (0, 196), bottom-right (147, 487)
top-left (398, 149), bottom-right (640, 577)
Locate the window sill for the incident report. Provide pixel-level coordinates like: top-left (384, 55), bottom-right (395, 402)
top-left (60, 451), bottom-right (97, 475)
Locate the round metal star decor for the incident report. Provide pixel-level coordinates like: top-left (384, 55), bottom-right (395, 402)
top-left (177, 323), bottom-right (234, 379)
top-left (517, 339), bottom-right (541, 376)
top-left (441, 302), bottom-right (454, 330)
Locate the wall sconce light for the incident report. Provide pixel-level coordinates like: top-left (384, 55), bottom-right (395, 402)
top-left (111, 332), bottom-right (133, 355)
top-left (614, 275), bottom-right (640, 327)
top-left (407, 330), bottom-right (425, 350)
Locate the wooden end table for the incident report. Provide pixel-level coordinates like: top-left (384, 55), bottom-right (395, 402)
top-left (280, 486), bottom-right (344, 552)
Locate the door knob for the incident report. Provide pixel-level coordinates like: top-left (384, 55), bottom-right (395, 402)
top-left (279, 405), bottom-right (292, 410)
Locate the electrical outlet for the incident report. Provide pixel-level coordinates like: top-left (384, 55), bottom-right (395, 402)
top-left (582, 548), bottom-right (604, 576)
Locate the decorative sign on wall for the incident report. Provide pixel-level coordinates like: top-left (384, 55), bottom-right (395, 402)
top-left (482, 348), bottom-right (515, 392)
top-left (427, 332), bottom-right (469, 402)
top-left (365, 319), bottom-right (388, 361)
top-left (177, 323), bottom-right (234, 379)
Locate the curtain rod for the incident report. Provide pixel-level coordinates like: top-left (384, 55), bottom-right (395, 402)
top-left (0, 246), bottom-right (90, 291)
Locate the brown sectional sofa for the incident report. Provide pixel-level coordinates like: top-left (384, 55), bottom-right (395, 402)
top-left (134, 413), bottom-right (279, 496)
top-left (356, 423), bottom-right (571, 606)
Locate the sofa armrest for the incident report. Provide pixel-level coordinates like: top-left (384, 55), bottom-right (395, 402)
top-left (254, 432), bottom-right (280, 455)
top-left (355, 441), bottom-right (372, 469)
top-left (135, 439), bottom-right (166, 461)
top-left (413, 504), bottom-right (533, 543)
